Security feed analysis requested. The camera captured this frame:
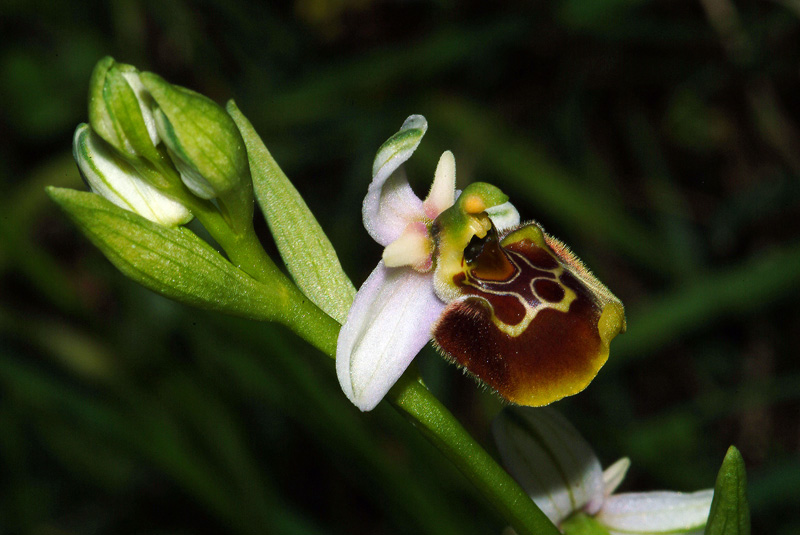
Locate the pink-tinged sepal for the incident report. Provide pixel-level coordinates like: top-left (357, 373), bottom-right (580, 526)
top-left (336, 260), bottom-right (445, 411)
top-left (363, 115), bottom-right (427, 246)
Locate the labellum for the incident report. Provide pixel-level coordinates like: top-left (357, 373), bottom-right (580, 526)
top-left (431, 184), bottom-right (626, 406)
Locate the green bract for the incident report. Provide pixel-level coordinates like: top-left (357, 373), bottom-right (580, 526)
top-left (89, 59), bottom-right (158, 159)
top-left (87, 56), bottom-right (118, 147)
top-left (47, 187), bottom-right (281, 320)
top-left (228, 101), bottom-right (355, 323)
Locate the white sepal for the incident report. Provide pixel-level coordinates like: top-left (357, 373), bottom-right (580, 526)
top-left (336, 260), bottom-right (445, 411)
top-left (363, 115), bottom-right (427, 246)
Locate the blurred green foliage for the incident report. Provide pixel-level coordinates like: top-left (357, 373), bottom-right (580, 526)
top-left (1, 1), bottom-right (799, 534)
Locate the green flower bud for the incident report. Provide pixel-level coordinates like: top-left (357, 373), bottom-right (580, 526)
top-left (88, 57), bottom-right (161, 163)
top-left (73, 123), bottom-right (193, 227)
top-left (87, 57), bottom-right (117, 144)
top-left (140, 72), bottom-right (249, 200)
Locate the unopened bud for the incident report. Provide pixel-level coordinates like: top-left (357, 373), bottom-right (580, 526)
top-left (73, 123), bottom-right (192, 227)
top-left (88, 57), bottom-right (161, 164)
top-left (140, 72), bottom-right (249, 200)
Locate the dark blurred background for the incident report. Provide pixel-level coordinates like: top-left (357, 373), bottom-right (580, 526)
top-left (1, 1), bottom-right (799, 533)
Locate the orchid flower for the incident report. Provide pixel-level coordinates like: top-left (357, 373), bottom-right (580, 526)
top-left (337, 115), bottom-right (626, 412)
top-left (493, 407), bottom-right (714, 535)
top-left (336, 115), bottom-right (520, 411)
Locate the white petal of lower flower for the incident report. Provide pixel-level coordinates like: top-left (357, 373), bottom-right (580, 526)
top-left (596, 490), bottom-right (714, 535)
top-left (363, 116), bottom-right (428, 246)
top-left (493, 408), bottom-right (605, 526)
top-left (336, 261), bottom-right (445, 411)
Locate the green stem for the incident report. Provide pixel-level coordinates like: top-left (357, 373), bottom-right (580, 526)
top-left (282, 289), bottom-right (340, 355)
top-left (218, 228), bottom-right (282, 284)
top-left (145, 153), bottom-right (279, 285)
top-left (390, 375), bottom-right (561, 535)
top-left (269, 289), bottom-right (561, 535)
top-left (187, 198), bottom-right (283, 285)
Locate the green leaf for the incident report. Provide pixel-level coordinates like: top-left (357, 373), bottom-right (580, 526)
top-left (227, 100), bottom-right (355, 324)
top-left (705, 446), bottom-right (751, 535)
top-left (47, 187), bottom-right (285, 321)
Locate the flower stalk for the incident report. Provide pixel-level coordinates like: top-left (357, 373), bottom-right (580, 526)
top-left (187, 200), bottom-right (283, 285)
top-left (390, 373), bottom-right (562, 535)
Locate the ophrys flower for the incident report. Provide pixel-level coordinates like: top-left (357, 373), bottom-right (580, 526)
top-left (337, 116), bottom-right (626, 411)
